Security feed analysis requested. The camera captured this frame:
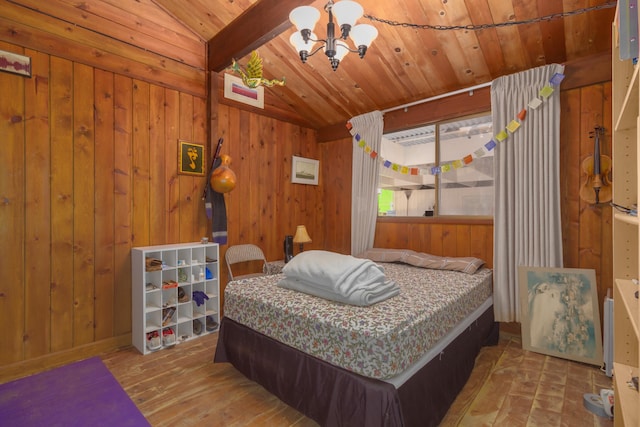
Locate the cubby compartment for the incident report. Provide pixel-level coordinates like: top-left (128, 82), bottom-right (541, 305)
top-left (177, 301), bottom-right (192, 323)
top-left (132, 242), bottom-right (220, 354)
top-left (146, 311), bottom-right (161, 332)
top-left (145, 291), bottom-right (162, 312)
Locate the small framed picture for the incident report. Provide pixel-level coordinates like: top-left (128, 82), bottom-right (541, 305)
top-left (224, 73), bottom-right (264, 109)
top-left (178, 140), bottom-right (205, 176)
top-left (0, 50), bottom-right (31, 77)
top-left (291, 155), bottom-right (319, 185)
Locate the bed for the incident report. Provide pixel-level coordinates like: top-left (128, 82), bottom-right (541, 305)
top-left (214, 249), bottom-right (498, 427)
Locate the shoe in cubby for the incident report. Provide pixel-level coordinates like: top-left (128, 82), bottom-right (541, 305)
top-left (162, 328), bottom-right (176, 346)
top-left (146, 331), bottom-right (161, 351)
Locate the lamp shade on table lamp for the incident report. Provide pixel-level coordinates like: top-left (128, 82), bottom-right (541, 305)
top-left (293, 225), bottom-right (312, 252)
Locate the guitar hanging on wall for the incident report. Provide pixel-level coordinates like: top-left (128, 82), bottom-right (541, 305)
top-left (579, 126), bottom-right (612, 204)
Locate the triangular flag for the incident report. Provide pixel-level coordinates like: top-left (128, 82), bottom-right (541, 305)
top-left (539, 85), bottom-right (554, 98)
top-left (517, 109), bottom-right (527, 120)
top-left (528, 97), bottom-right (543, 109)
top-left (506, 120), bottom-right (520, 133)
top-left (549, 73), bottom-right (565, 85)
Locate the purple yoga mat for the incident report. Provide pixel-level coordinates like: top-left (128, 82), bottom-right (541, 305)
top-left (0, 356), bottom-right (149, 426)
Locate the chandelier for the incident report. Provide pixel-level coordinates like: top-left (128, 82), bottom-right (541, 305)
top-left (289, 1), bottom-right (378, 71)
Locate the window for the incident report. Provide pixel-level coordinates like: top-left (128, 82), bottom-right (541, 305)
top-left (378, 113), bottom-right (494, 217)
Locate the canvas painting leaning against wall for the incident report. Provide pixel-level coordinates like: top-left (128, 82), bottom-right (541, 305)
top-left (518, 266), bottom-right (603, 366)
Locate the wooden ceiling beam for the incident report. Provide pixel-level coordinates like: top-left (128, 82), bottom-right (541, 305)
top-left (207, 0), bottom-right (314, 72)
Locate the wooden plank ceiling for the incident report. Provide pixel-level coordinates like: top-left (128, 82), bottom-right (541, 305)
top-left (8, 0), bottom-right (616, 132)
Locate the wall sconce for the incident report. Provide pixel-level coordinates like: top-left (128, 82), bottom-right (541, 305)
top-left (293, 225), bottom-right (312, 252)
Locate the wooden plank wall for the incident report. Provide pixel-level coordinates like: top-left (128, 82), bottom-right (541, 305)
top-left (0, 40), bottom-right (209, 367)
top-left (560, 82), bottom-right (613, 319)
top-left (213, 104), bottom-right (324, 290)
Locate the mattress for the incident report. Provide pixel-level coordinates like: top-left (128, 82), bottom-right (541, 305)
top-left (223, 262), bottom-right (493, 379)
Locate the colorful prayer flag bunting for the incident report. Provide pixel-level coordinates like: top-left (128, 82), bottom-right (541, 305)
top-left (352, 72), bottom-right (561, 177)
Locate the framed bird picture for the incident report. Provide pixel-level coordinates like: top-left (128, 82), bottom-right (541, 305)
top-left (223, 73), bottom-right (264, 109)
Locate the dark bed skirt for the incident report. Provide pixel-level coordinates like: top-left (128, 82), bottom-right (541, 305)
top-left (214, 307), bottom-right (498, 427)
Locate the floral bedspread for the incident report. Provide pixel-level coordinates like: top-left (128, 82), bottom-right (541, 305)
top-left (223, 263), bottom-right (492, 379)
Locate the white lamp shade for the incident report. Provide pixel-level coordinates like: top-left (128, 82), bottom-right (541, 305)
top-left (350, 24), bottom-right (378, 47)
top-left (289, 6), bottom-right (321, 32)
top-left (331, 1), bottom-right (363, 28)
top-left (290, 32), bottom-right (317, 52)
top-left (334, 41), bottom-right (350, 61)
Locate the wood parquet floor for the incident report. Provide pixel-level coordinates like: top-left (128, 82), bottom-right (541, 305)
top-left (101, 332), bottom-right (614, 427)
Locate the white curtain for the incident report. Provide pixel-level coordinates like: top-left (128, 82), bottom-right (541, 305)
top-left (492, 64), bottom-right (564, 322)
top-left (350, 111), bottom-right (384, 256)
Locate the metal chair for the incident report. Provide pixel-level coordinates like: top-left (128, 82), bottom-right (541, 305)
top-left (225, 244), bottom-right (268, 281)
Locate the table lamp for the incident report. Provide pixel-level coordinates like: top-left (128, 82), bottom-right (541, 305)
top-left (293, 225), bottom-right (312, 253)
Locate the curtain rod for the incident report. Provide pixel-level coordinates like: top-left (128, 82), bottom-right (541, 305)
top-left (381, 81), bottom-right (493, 114)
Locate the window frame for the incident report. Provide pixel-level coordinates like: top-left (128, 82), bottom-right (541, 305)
top-left (378, 111), bottom-right (494, 219)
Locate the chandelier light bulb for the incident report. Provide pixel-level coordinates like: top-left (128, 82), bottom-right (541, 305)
top-left (331, 0), bottom-right (363, 37)
top-left (289, 6), bottom-right (321, 33)
top-left (289, 32), bottom-right (317, 63)
top-left (350, 24), bottom-right (378, 57)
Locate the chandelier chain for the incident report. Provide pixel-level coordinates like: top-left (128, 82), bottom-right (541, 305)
top-left (363, 2), bottom-right (616, 31)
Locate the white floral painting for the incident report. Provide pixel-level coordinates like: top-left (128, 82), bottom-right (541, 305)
top-left (518, 266), bottom-right (602, 366)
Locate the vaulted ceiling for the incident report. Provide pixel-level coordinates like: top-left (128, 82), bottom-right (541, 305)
top-left (6, 0), bottom-right (616, 133)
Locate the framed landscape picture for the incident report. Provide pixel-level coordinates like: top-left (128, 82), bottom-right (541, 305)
top-left (291, 155), bottom-right (319, 185)
top-left (518, 266), bottom-right (602, 366)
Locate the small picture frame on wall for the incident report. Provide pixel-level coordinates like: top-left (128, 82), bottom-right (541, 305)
top-left (0, 50), bottom-right (31, 77)
top-left (291, 155), bottom-right (319, 185)
top-left (518, 266), bottom-right (602, 366)
top-left (224, 73), bottom-right (264, 109)
top-left (178, 140), bottom-right (205, 176)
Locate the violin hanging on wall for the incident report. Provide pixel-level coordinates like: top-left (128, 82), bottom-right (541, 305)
top-left (579, 126), bottom-right (612, 204)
